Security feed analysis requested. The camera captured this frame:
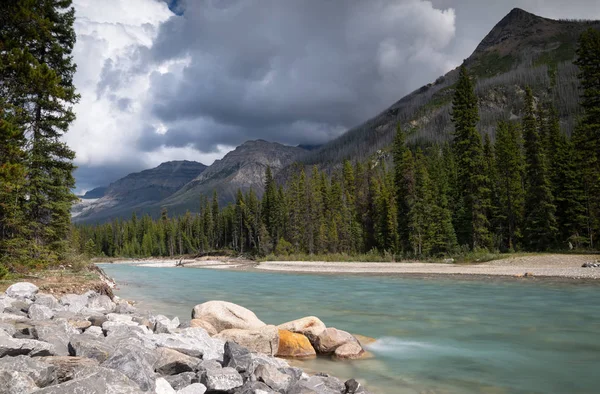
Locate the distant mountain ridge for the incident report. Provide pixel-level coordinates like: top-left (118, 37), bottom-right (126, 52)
top-left (302, 8), bottom-right (600, 168)
top-left (72, 141), bottom-right (307, 223)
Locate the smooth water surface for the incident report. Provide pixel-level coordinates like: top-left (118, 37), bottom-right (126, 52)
top-left (99, 264), bottom-right (600, 394)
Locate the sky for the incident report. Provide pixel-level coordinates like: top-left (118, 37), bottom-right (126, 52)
top-left (69, 0), bottom-right (600, 193)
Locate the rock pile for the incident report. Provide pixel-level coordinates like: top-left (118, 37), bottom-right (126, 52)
top-left (0, 283), bottom-right (371, 393)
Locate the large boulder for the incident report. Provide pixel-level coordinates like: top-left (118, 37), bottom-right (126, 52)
top-left (276, 330), bottom-right (316, 358)
top-left (254, 363), bottom-right (293, 393)
top-left (59, 294), bottom-right (89, 313)
top-left (288, 374), bottom-right (346, 394)
top-left (223, 341), bottom-right (253, 374)
top-left (153, 347), bottom-right (200, 375)
top-left (34, 366), bottom-right (142, 394)
top-left (0, 296), bottom-right (17, 312)
top-left (102, 345), bottom-right (156, 392)
top-left (0, 336), bottom-right (57, 357)
top-left (277, 316), bottom-right (326, 344)
top-left (155, 377), bottom-right (176, 394)
top-left (40, 356), bottom-right (99, 383)
top-left (0, 370), bottom-right (38, 394)
top-left (68, 334), bottom-right (114, 363)
top-left (31, 320), bottom-right (76, 356)
top-left (28, 304), bottom-right (54, 321)
top-left (315, 328), bottom-right (358, 354)
top-left (189, 319), bottom-right (217, 336)
top-left (235, 381), bottom-right (277, 394)
top-left (5, 283), bottom-right (38, 300)
top-left (191, 301), bottom-right (265, 333)
top-left (0, 355), bottom-right (57, 388)
top-left (87, 295), bottom-right (115, 313)
top-left (216, 325), bottom-right (279, 356)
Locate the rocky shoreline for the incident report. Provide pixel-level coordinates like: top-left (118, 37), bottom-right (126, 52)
top-left (0, 282), bottom-right (371, 394)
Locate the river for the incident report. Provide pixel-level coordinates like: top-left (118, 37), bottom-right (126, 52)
top-left (99, 264), bottom-right (600, 394)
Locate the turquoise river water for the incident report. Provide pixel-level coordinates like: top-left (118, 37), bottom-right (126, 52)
top-left (99, 264), bottom-right (600, 394)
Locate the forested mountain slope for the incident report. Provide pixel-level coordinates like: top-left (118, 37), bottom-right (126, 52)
top-left (303, 8), bottom-right (600, 168)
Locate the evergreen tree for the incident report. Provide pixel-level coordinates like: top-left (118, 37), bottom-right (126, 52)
top-left (573, 28), bottom-right (600, 248)
top-left (451, 66), bottom-right (490, 250)
top-left (392, 124), bottom-right (414, 253)
top-left (522, 87), bottom-right (558, 250)
top-left (408, 149), bottom-right (434, 256)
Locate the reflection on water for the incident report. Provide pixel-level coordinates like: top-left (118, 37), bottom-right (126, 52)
top-left (99, 264), bottom-right (600, 394)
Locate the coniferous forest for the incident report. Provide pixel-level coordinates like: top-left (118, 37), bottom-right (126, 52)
top-left (73, 28), bottom-right (600, 260)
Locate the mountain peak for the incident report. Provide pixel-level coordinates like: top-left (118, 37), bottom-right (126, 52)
top-left (473, 8), bottom-right (549, 54)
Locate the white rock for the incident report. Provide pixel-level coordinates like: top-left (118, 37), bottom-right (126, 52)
top-left (28, 304), bottom-right (54, 320)
top-left (177, 383), bottom-right (207, 394)
top-left (191, 301), bottom-right (265, 333)
top-left (155, 377), bottom-right (176, 394)
top-left (107, 313), bottom-right (133, 322)
top-left (5, 283), bottom-right (39, 299)
top-left (84, 326), bottom-right (104, 337)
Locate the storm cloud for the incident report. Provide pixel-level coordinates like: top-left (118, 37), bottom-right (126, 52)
top-left (69, 0), bottom-right (600, 192)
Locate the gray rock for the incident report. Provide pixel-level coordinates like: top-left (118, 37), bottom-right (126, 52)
top-left (0, 335), bottom-right (57, 357)
top-left (115, 301), bottom-right (137, 314)
top-left (28, 304), bottom-right (54, 320)
top-left (153, 347), bottom-right (201, 375)
top-left (154, 328), bottom-right (224, 360)
top-left (84, 325), bottom-right (104, 337)
top-left (223, 340), bottom-right (253, 374)
top-left (234, 381), bottom-right (277, 394)
top-left (0, 322), bottom-right (17, 336)
top-left (254, 363), bottom-right (293, 392)
top-left (0, 355), bottom-right (57, 387)
top-left (155, 315), bottom-right (180, 334)
top-left (35, 366), bottom-right (142, 394)
top-left (164, 372), bottom-right (198, 390)
top-left (34, 293), bottom-right (61, 309)
top-left (60, 294), bottom-right (89, 313)
top-left (0, 371), bottom-right (38, 394)
top-left (11, 300), bottom-right (31, 313)
top-left (200, 366), bottom-right (243, 392)
top-left (5, 283), bottom-right (39, 299)
top-left (107, 313), bottom-right (134, 322)
top-left (102, 345), bottom-right (156, 391)
top-left (0, 296), bottom-right (17, 312)
top-left (156, 377), bottom-right (176, 394)
top-left (215, 325), bottom-right (279, 356)
top-left (68, 334), bottom-right (114, 362)
top-left (132, 315), bottom-right (154, 330)
top-left (177, 383), bottom-right (207, 394)
top-left (278, 367), bottom-right (303, 382)
top-left (88, 314), bottom-right (108, 327)
top-left (0, 312), bottom-right (29, 323)
top-left (32, 320), bottom-right (76, 356)
top-left (344, 378), bottom-right (368, 394)
top-left (250, 353), bottom-right (289, 370)
top-left (288, 375), bottom-right (345, 394)
top-left (40, 356), bottom-right (99, 383)
top-left (87, 295), bottom-right (116, 312)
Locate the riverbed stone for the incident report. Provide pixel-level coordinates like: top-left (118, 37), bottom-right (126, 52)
top-left (40, 356), bottom-right (99, 383)
top-left (6, 283), bottom-right (39, 300)
top-left (315, 328), bottom-right (358, 354)
top-left (191, 301), bottom-right (266, 333)
top-left (200, 366), bottom-right (243, 392)
top-left (189, 319), bottom-right (218, 336)
top-left (115, 300), bottom-right (137, 314)
top-left (60, 294), bottom-right (90, 313)
top-left (69, 319), bottom-right (92, 330)
top-left (102, 345), bottom-right (156, 392)
top-left (159, 327), bottom-right (225, 361)
top-left (33, 293), bottom-right (60, 310)
top-left (28, 304), bottom-right (54, 321)
top-left (68, 334), bottom-right (114, 362)
top-left (164, 372), bottom-right (198, 390)
top-left (177, 383), bottom-right (207, 394)
top-left (31, 320), bottom-right (73, 356)
top-left (155, 315), bottom-right (180, 334)
top-left (288, 374), bottom-right (345, 394)
top-left (0, 355), bottom-right (57, 388)
top-left (254, 363), bottom-right (293, 392)
top-left (0, 296), bottom-right (17, 312)
top-left (333, 341), bottom-right (364, 360)
top-left (153, 347), bottom-right (200, 375)
top-left (84, 325), bottom-right (104, 337)
top-left (0, 311), bottom-right (29, 323)
top-left (216, 325), bottom-right (279, 356)
top-left (35, 366), bottom-right (142, 394)
top-left (276, 330), bottom-right (316, 358)
top-left (155, 377), bottom-right (176, 394)
top-left (344, 378), bottom-right (369, 394)
top-left (0, 336), bottom-right (57, 357)
top-left (277, 316), bottom-right (326, 344)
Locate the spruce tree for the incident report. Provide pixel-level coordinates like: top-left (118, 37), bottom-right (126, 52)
top-left (408, 149), bottom-right (434, 256)
top-left (392, 124), bottom-right (414, 253)
top-left (573, 28), bottom-right (600, 248)
top-left (451, 65), bottom-right (490, 250)
top-left (522, 87), bottom-right (558, 250)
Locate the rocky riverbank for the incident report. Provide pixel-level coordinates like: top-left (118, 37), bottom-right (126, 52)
top-left (0, 282), bottom-right (371, 393)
